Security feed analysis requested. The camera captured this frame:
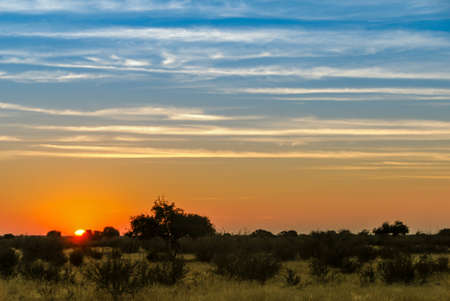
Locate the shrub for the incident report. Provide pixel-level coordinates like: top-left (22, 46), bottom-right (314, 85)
top-left (118, 238), bottom-right (140, 254)
top-left (69, 249), bottom-right (84, 267)
top-left (151, 258), bottom-right (187, 285)
top-left (146, 251), bottom-right (173, 262)
top-left (309, 258), bottom-right (331, 283)
top-left (214, 251), bottom-right (281, 284)
top-left (272, 239), bottom-right (298, 261)
top-left (434, 256), bottom-right (448, 273)
top-left (83, 247), bottom-right (103, 260)
top-left (0, 247), bottom-right (19, 278)
top-left (20, 260), bottom-right (62, 282)
top-left (20, 237), bottom-right (67, 266)
top-left (378, 253), bottom-right (415, 284)
top-left (359, 264), bottom-right (376, 286)
top-left (284, 268), bottom-right (300, 286)
top-left (84, 257), bottom-right (151, 300)
top-left (340, 257), bottom-right (361, 274)
top-left (415, 254), bottom-right (434, 283)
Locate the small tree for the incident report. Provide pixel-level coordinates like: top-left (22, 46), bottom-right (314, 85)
top-left (103, 227), bottom-right (120, 239)
top-left (46, 230), bottom-right (61, 239)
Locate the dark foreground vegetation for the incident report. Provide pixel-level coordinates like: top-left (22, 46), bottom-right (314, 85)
top-left (0, 199), bottom-right (449, 300)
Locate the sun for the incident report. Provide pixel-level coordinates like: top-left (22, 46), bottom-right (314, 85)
top-left (74, 229), bottom-right (85, 236)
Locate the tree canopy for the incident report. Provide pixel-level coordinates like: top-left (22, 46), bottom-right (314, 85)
top-left (127, 198), bottom-right (215, 254)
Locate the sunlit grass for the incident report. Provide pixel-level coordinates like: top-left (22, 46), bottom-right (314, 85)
top-left (1, 252), bottom-right (449, 300)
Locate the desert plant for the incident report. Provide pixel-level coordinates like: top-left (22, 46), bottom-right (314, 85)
top-left (69, 249), bottom-right (84, 267)
top-left (377, 253), bottom-right (415, 284)
top-left (0, 247), bottom-right (19, 278)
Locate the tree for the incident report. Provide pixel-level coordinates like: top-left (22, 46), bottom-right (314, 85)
top-left (103, 226), bottom-right (120, 239)
top-left (278, 230), bottom-right (298, 238)
top-left (438, 228), bottom-right (450, 236)
top-left (373, 221), bottom-right (409, 236)
top-left (373, 222), bottom-right (391, 235)
top-left (391, 221), bottom-right (409, 236)
top-left (250, 229), bottom-right (275, 238)
top-left (128, 197), bottom-right (215, 255)
top-left (46, 230), bottom-right (61, 239)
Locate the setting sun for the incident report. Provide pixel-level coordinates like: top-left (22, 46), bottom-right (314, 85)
top-left (74, 229), bottom-right (85, 236)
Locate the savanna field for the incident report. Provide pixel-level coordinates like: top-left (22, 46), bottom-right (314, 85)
top-left (0, 201), bottom-right (449, 301)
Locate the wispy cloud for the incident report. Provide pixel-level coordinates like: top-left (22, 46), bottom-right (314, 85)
top-left (28, 123), bottom-right (450, 137)
top-left (0, 70), bottom-right (109, 83)
top-left (10, 144), bottom-right (449, 160)
top-left (0, 136), bottom-right (21, 142)
top-left (0, 102), bottom-right (246, 121)
top-left (237, 88), bottom-right (450, 96)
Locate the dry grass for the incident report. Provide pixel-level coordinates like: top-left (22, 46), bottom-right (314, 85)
top-left (0, 254), bottom-right (449, 301)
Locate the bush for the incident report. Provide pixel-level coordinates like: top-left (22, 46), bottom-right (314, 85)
top-left (378, 253), bottom-right (415, 284)
top-left (415, 254), bottom-right (434, 283)
top-left (434, 256), bottom-right (448, 273)
top-left (118, 238), bottom-right (140, 254)
top-left (84, 258), bottom-right (151, 300)
top-left (359, 264), bottom-right (376, 286)
top-left (0, 247), bottom-right (19, 278)
top-left (83, 247), bottom-right (103, 260)
top-left (340, 257), bottom-right (361, 274)
top-left (214, 251), bottom-right (281, 284)
top-left (20, 237), bottom-right (67, 266)
top-left (151, 258), bottom-right (187, 285)
top-left (309, 258), bottom-right (331, 283)
top-left (20, 260), bottom-right (62, 282)
top-left (146, 251), bottom-right (173, 262)
top-left (284, 268), bottom-right (300, 286)
top-left (69, 249), bottom-right (84, 267)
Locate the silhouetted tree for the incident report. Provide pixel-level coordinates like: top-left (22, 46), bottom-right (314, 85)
top-left (250, 229), bottom-right (275, 238)
top-left (373, 222), bottom-right (391, 235)
top-left (46, 230), bottom-right (61, 239)
top-left (438, 228), bottom-right (450, 236)
top-left (373, 221), bottom-right (409, 236)
top-left (278, 230), bottom-right (298, 238)
top-left (128, 197), bottom-right (215, 255)
top-left (391, 221), bottom-right (409, 236)
top-left (103, 226), bottom-right (120, 239)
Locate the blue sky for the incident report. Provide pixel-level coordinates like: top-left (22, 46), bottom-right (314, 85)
top-left (1, 1), bottom-right (450, 233)
top-left (0, 0), bottom-right (449, 158)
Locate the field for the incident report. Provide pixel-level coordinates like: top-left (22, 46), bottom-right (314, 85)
top-left (0, 238), bottom-right (449, 301)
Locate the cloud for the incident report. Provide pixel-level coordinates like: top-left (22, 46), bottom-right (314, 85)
top-left (0, 136), bottom-right (21, 142)
top-left (11, 144), bottom-right (449, 160)
top-left (28, 123), bottom-right (450, 137)
top-left (0, 70), bottom-right (109, 83)
top-left (0, 101), bottom-right (244, 121)
top-left (237, 88), bottom-right (450, 96)
top-left (0, 0), bottom-right (189, 13)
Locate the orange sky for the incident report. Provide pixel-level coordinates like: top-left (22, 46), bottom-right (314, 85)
top-left (1, 157), bottom-right (448, 235)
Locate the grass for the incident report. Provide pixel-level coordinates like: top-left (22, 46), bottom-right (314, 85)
top-left (0, 252), bottom-right (449, 300)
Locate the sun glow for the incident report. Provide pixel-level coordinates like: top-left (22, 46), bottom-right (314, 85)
top-left (74, 229), bottom-right (85, 236)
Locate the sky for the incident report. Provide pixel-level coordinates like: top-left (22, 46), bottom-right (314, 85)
top-left (0, 0), bottom-right (449, 235)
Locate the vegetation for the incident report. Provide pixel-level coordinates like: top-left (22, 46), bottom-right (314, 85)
top-left (0, 199), bottom-right (448, 300)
